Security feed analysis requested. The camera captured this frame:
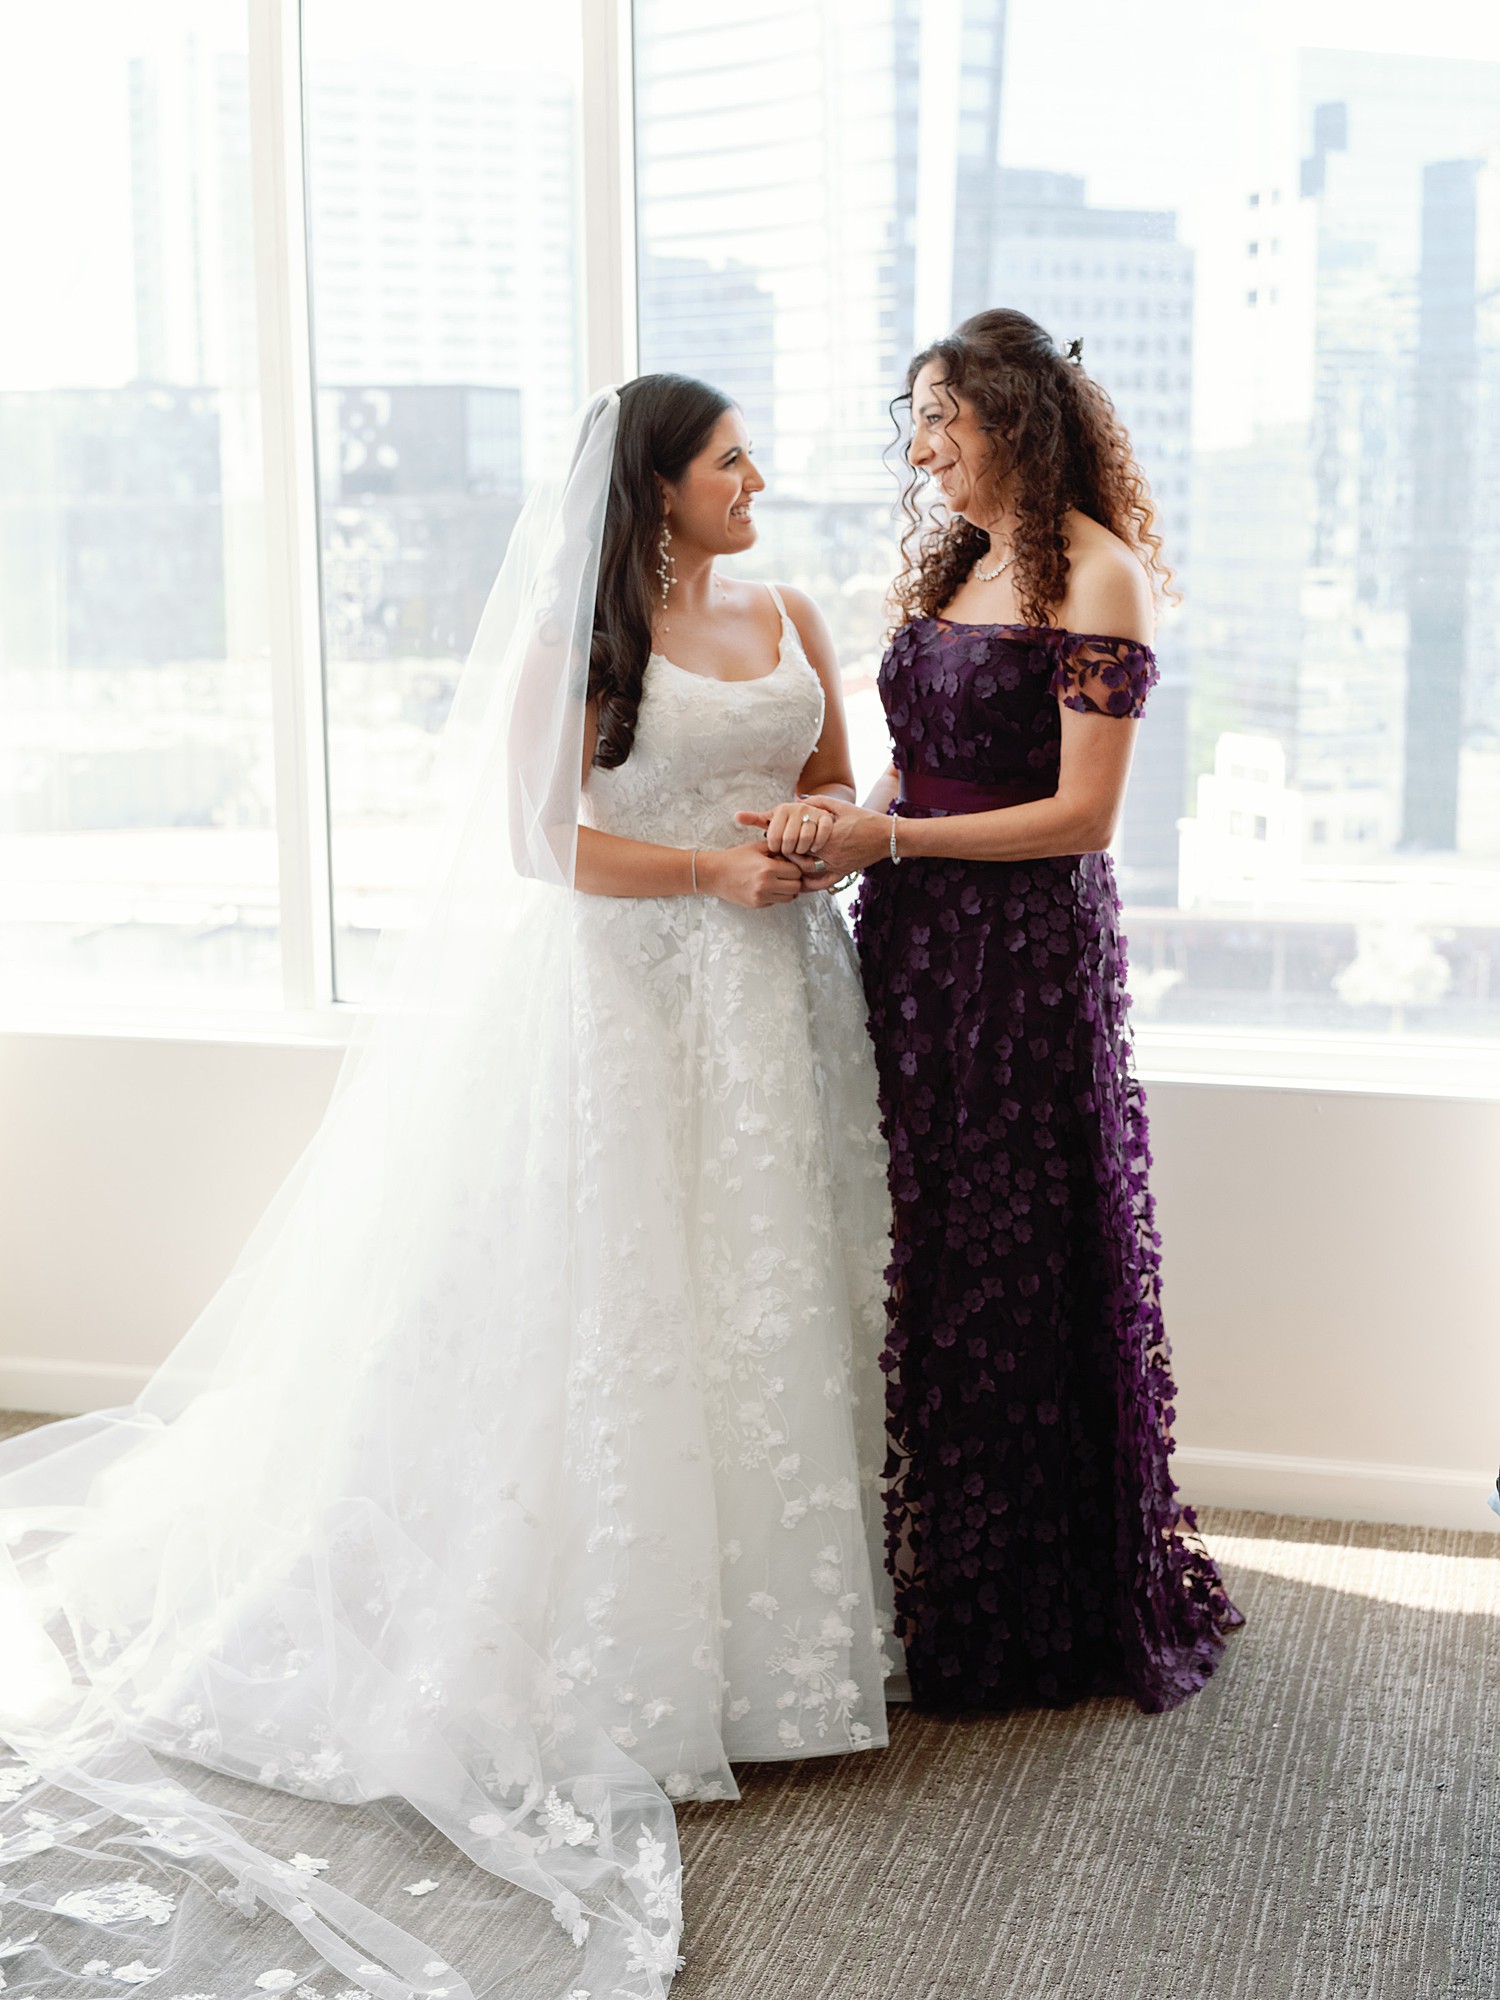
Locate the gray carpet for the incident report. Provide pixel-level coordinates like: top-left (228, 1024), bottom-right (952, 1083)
top-left (4, 1408), bottom-right (1495, 1998)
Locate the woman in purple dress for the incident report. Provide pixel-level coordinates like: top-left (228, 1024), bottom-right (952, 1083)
top-left (770, 309), bottom-right (1244, 1712)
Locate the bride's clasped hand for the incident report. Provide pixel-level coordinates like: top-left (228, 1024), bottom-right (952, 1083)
top-left (691, 835), bottom-right (809, 906)
top-left (737, 794), bottom-right (892, 877)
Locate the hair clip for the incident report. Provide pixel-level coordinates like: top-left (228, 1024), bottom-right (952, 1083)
top-left (1065, 336), bottom-right (1085, 363)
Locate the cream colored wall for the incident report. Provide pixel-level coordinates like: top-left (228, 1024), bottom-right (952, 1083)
top-left (1, 1030), bottom-right (1495, 1532)
top-left (1145, 1081), bottom-right (1499, 1529)
top-left (0, 1032), bottom-right (341, 1411)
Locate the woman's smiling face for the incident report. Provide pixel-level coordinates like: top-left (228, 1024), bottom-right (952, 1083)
top-left (906, 359), bottom-right (1003, 524)
top-left (660, 406), bottom-right (766, 553)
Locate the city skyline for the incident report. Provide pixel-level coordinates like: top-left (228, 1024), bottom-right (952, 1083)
top-left (3, 0), bottom-right (1499, 1033)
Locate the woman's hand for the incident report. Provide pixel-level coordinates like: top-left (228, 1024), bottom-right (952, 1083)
top-left (737, 796), bottom-right (892, 877)
top-left (697, 841), bottom-right (807, 908)
top-left (747, 798), bottom-right (837, 858)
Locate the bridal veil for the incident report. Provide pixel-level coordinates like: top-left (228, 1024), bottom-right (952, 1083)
top-left (0, 390), bottom-right (700, 2000)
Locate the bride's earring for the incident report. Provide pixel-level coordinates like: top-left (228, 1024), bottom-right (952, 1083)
top-left (657, 519), bottom-right (676, 626)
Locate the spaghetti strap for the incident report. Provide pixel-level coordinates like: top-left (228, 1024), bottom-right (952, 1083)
top-left (764, 581), bottom-right (789, 621)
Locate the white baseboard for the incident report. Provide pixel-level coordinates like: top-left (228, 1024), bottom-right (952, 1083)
top-left (2, 1362), bottom-right (1493, 1536)
top-left (0, 1356), bottom-right (151, 1417)
top-left (1173, 1444), bottom-right (1499, 1535)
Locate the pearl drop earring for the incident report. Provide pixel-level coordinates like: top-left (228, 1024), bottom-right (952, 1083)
top-left (657, 519), bottom-right (676, 625)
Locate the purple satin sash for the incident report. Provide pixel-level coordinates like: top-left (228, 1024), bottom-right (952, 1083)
top-left (897, 770), bottom-right (1056, 813)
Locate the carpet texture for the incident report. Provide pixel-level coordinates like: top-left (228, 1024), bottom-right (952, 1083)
top-left (3, 1408), bottom-right (1495, 1999)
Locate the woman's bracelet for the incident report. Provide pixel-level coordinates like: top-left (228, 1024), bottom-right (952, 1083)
top-left (690, 848), bottom-right (700, 895)
top-left (889, 815), bottom-right (902, 865)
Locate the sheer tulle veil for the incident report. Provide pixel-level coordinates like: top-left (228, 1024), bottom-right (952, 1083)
top-left (0, 389), bottom-right (696, 1998)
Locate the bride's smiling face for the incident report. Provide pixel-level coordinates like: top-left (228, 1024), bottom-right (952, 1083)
top-left (660, 407), bottom-right (765, 553)
top-left (907, 360), bottom-right (1003, 524)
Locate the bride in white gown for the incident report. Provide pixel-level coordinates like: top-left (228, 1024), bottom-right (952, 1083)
top-left (0, 379), bottom-right (892, 2000)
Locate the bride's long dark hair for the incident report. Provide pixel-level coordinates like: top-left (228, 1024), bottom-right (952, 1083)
top-left (590, 372), bottom-right (731, 769)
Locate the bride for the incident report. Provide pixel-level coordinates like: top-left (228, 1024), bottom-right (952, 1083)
top-left (0, 380), bottom-right (892, 1999)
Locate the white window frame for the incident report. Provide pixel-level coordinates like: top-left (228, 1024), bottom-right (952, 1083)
top-left (247, 0), bottom-right (333, 1016)
top-left (239, 0), bottom-right (638, 1026)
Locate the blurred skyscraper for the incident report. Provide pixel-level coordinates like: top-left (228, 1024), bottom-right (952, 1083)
top-left (1193, 48), bottom-right (1500, 870)
top-left (948, 1), bottom-right (1009, 324)
top-left (302, 61), bottom-right (580, 480)
top-left (633, 0), bottom-right (1194, 899)
top-left (634, 0), bottom-right (926, 505)
top-left (636, 252), bottom-right (777, 462)
top-left (315, 384), bottom-right (524, 672)
top-left (981, 167), bottom-right (1195, 901)
top-left (1403, 157), bottom-right (1477, 851)
top-left (128, 39), bottom-right (258, 390)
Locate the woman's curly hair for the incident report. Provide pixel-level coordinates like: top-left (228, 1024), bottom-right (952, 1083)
top-left (890, 308), bottom-right (1175, 629)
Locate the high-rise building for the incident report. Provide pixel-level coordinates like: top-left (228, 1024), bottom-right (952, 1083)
top-left (981, 167), bottom-right (1195, 901)
top-left (128, 40), bottom-right (258, 391)
top-left (948, 1), bottom-right (1009, 325)
top-left (0, 387), bottom-right (226, 678)
top-left (634, 0), bottom-right (925, 506)
top-left (1467, 155), bottom-right (1500, 849)
top-left (1192, 49), bottom-right (1500, 875)
top-left (315, 384), bottom-right (524, 670)
top-left (636, 252), bottom-right (777, 461)
top-left (1403, 158), bottom-right (1478, 850)
top-left (302, 61), bottom-right (580, 481)
top-left (984, 168), bottom-right (1194, 568)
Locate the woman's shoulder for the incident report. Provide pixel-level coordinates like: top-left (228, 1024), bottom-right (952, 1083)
top-left (767, 581), bottom-right (820, 623)
top-left (766, 581), bottom-right (835, 654)
top-left (1056, 515), bottom-right (1154, 647)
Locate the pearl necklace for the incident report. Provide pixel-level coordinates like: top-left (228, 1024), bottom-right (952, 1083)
top-left (972, 545), bottom-right (1015, 583)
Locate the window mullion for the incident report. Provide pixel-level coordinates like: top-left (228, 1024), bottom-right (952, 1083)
top-left (246, 0), bottom-right (334, 1012)
top-left (582, 0), bottom-right (639, 391)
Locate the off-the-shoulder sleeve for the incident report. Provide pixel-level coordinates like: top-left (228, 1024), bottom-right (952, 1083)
top-left (1046, 632), bottom-right (1158, 719)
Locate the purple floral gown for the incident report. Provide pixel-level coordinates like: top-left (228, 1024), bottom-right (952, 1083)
top-left (854, 616), bottom-right (1245, 1713)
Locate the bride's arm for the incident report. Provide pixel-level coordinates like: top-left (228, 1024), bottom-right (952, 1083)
top-left (575, 827), bottom-right (803, 906)
top-left (736, 587), bottom-right (857, 863)
top-left (573, 700), bottom-right (806, 907)
top-left (785, 587), bottom-right (856, 807)
top-left (863, 764), bottom-right (898, 814)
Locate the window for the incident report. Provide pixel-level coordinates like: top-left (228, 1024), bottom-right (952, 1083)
top-left (637, 0), bottom-right (1500, 1062)
top-left (0, 2), bottom-right (279, 1009)
top-left (301, 0), bottom-right (584, 999)
top-left (6, 0), bottom-right (1498, 1084)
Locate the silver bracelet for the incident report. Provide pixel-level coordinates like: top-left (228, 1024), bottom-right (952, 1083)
top-left (690, 848), bottom-right (699, 895)
top-left (889, 815), bottom-right (902, 865)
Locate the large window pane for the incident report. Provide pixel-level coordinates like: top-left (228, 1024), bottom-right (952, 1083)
top-left (302, 2), bottom-right (584, 999)
top-left (635, 0), bottom-right (1500, 1066)
top-left (0, 4), bottom-right (279, 1010)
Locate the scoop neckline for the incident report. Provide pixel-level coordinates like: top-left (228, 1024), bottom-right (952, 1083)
top-left (650, 614), bottom-right (792, 686)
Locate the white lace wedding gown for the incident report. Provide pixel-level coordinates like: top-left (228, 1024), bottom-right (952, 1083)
top-left (571, 583), bottom-right (894, 1783)
top-left (0, 579), bottom-right (892, 2000)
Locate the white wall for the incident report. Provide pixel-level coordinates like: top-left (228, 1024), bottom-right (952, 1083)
top-left (0, 1032), bottom-right (341, 1411)
top-left (2, 1029), bottom-right (1496, 1532)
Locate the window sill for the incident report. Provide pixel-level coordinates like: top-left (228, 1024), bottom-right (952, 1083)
top-left (3, 1009), bottom-right (1499, 1103)
top-left (1134, 1025), bottom-right (1500, 1102)
top-left (0, 1002), bottom-right (361, 1052)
